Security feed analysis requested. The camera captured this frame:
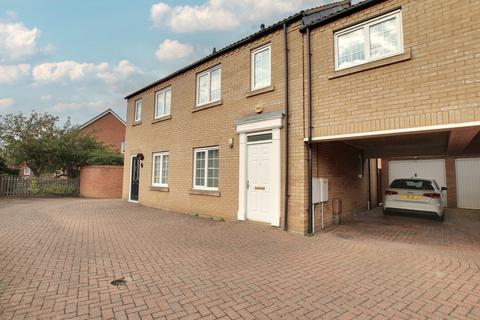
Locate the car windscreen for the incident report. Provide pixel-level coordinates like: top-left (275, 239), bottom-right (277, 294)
top-left (390, 179), bottom-right (435, 191)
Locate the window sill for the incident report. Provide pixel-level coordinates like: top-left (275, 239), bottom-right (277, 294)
top-left (152, 115), bottom-right (172, 124)
top-left (328, 49), bottom-right (412, 80)
top-left (192, 100), bottom-right (223, 113)
top-left (132, 121), bottom-right (142, 127)
top-left (190, 189), bottom-right (221, 197)
top-left (150, 186), bottom-right (169, 192)
top-left (246, 85), bottom-right (274, 98)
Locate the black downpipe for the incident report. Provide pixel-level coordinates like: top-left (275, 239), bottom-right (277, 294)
top-left (307, 28), bottom-right (313, 235)
top-left (283, 23), bottom-right (290, 232)
top-left (367, 158), bottom-right (371, 210)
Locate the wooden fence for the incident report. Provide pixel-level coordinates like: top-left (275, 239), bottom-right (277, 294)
top-left (0, 176), bottom-right (80, 198)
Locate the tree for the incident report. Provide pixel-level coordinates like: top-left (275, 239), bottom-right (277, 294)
top-left (0, 112), bottom-right (59, 176)
top-left (53, 126), bottom-right (122, 178)
top-left (0, 112), bottom-right (123, 177)
top-left (0, 156), bottom-right (19, 176)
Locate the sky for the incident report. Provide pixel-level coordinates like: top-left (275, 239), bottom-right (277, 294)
top-left (0, 0), bottom-right (333, 125)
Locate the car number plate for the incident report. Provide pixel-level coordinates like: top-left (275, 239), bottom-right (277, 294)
top-left (400, 194), bottom-right (422, 200)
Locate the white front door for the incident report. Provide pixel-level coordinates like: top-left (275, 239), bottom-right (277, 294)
top-left (246, 140), bottom-right (274, 223)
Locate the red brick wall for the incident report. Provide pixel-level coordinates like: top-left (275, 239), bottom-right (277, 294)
top-left (80, 166), bottom-right (123, 199)
top-left (81, 113), bottom-right (126, 151)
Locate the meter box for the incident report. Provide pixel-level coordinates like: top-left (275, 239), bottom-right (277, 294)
top-left (312, 178), bottom-right (328, 203)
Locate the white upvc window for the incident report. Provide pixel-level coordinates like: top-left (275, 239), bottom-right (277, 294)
top-left (152, 152), bottom-right (169, 187)
top-left (251, 44), bottom-right (271, 90)
top-left (134, 99), bottom-right (142, 122)
top-left (155, 87), bottom-right (172, 118)
top-left (193, 147), bottom-right (219, 190)
top-left (24, 167), bottom-right (31, 176)
top-left (334, 10), bottom-right (403, 70)
top-left (196, 66), bottom-right (221, 106)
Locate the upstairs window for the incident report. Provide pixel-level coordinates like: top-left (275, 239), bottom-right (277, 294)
top-left (134, 99), bottom-right (142, 122)
top-left (155, 87), bottom-right (172, 118)
top-left (251, 44), bottom-right (271, 90)
top-left (152, 152), bottom-right (169, 187)
top-left (193, 147), bottom-right (219, 190)
top-left (334, 10), bottom-right (403, 70)
top-left (196, 66), bottom-right (221, 106)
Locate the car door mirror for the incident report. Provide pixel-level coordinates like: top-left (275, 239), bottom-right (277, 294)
top-left (441, 187), bottom-right (448, 191)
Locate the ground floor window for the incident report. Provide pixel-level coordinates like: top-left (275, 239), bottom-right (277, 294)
top-left (152, 152), bottom-right (169, 187)
top-left (193, 147), bottom-right (219, 190)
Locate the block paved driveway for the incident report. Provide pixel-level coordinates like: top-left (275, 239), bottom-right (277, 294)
top-left (1, 199), bottom-right (480, 320)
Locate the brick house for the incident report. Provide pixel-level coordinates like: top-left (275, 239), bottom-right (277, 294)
top-left (79, 109), bottom-right (126, 153)
top-left (122, 0), bottom-right (480, 234)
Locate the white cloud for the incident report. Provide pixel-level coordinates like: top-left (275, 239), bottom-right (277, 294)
top-left (40, 94), bottom-right (52, 101)
top-left (150, 0), bottom-right (325, 32)
top-left (0, 97), bottom-right (14, 110)
top-left (97, 60), bottom-right (142, 85)
top-left (32, 60), bottom-right (99, 82)
top-left (0, 64), bottom-right (31, 83)
top-left (155, 39), bottom-right (194, 61)
top-left (32, 60), bottom-right (142, 85)
top-left (0, 21), bottom-right (40, 62)
top-left (150, 3), bottom-right (171, 27)
top-left (49, 100), bottom-right (106, 113)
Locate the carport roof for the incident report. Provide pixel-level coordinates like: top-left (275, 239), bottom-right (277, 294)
top-left (310, 122), bottom-right (480, 158)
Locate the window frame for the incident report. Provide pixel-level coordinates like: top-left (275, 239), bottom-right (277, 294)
top-left (193, 146), bottom-right (219, 191)
top-left (251, 43), bottom-right (272, 91)
top-left (196, 65), bottom-right (221, 107)
top-left (154, 87), bottom-right (172, 119)
top-left (24, 167), bottom-right (31, 176)
top-left (152, 152), bottom-right (169, 187)
top-left (334, 10), bottom-right (403, 71)
top-left (134, 99), bottom-right (142, 122)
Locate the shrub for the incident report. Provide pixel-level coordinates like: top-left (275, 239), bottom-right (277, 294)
top-left (42, 184), bottom-right (77, 196)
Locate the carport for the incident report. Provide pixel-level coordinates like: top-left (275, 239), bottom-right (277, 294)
top-left (309, 122), bottom-right (480, 230)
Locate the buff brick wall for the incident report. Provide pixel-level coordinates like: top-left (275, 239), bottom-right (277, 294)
top-left (312, 142), bottom-right (369, 228)
top-left (81, 113), bottom-right (126, 152)
top-left (308, 0), bottom-right (480, 138)
top-left (80, 166), bottom-right (124, 199)
top-left (123, 23), bottom-right (310, 234)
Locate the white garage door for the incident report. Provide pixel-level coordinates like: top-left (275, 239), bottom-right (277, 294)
top-left (456, 158), bottom-right (480, 209)
top-left (389, 159), bottom-right (446, 188)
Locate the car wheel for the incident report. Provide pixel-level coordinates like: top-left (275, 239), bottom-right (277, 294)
top-left (437, 212), bottom-right (445, 222)
top-left (383, 208), bottom-right (389, 215)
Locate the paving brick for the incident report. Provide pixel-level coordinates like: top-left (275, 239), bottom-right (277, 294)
top-left (0, 198), bottom-right (479, 320)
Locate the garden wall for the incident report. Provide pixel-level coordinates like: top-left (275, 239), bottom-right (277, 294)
top-left (79, 165), bottom-right (123, 199)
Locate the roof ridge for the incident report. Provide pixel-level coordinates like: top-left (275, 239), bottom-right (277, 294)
top-left (79, 108), bottom-right (126, 129)
top-left (125, 0), bottom-right (352, 99)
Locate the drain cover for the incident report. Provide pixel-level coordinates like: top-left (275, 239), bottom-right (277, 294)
top-left (111, 278), bottom-right (128, 287)
top-left (336, 233), bottom-right (353, 240)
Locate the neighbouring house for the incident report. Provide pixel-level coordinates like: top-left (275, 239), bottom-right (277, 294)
top-left (79, 108), bottom-right (126, 153)
top-left (122, 0), bottom-right (480, 235)
top-left (18, 163), bottom-right (31, 177)
top-left (77, 109), bottom-right (126, 199)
